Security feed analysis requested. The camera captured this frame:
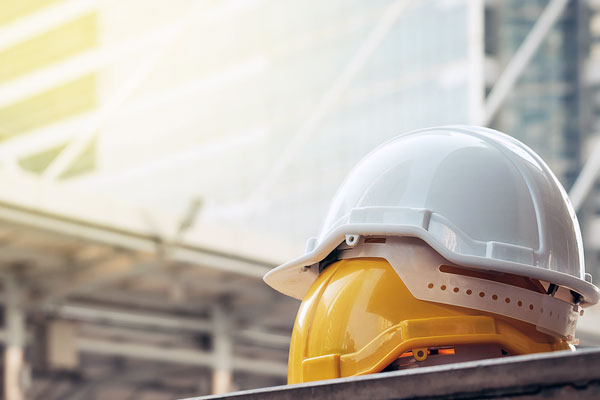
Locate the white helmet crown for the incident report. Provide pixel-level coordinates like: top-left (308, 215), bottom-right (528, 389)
top-left (264, 126), bottom-right (599, 308)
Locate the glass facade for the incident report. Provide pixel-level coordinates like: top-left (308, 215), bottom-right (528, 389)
top-left (486, 0), bottom-right (600, 281)
top-left (74, 0), bottom-right (482, 246)
top-left (3, 0), bottom-right (598, 277)
top-left (489, 0), bottom-right (581, 185)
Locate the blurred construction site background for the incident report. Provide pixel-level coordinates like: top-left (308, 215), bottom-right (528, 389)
top-left (1, 0), bottom-right (600, 398)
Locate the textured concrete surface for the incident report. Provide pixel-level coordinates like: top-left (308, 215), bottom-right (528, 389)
top-left (184, 348), bottom-right (600, 399)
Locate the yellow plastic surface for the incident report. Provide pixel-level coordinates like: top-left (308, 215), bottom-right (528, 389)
top-left (288, 258), bottom-right (570, 384)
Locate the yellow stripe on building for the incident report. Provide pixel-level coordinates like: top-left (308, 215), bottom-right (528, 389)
top-left (18, 137), bottom-right (95, 177)
top-left (0, 0), bottom-right (65, 26)
top-left (0, 12), bottom-right (98, 83)
top-left (0, 73), bottom-right (97, 139)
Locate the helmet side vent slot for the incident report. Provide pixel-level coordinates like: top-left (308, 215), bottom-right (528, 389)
top-left (439, 265), bottom-right (547, 295)
top-left (546, 283), bottom-right (558, 296)
top-left (364, 237), bottom-right (387, 244)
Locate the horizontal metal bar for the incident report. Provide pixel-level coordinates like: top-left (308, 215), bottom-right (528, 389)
top-left (43, 303), bottom-right (213, 332)
top-left (76, 338), bottom-right (287, 377)
top-left (0, 201), bottom-right (272, 279)
top-left (238, 329), bottom-right (290, 348)
top-left (42, 302), bottom-right (291, 348)
top-left (189, 348), bottom-right (600, 399)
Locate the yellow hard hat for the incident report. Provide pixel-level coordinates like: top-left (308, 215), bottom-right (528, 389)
top-left (264, 126), bottom-right (599, 384)
top-left (288, 239), bottom-right (570, 384)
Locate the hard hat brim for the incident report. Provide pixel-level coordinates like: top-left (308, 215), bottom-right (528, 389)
top-left (263, 220), bottom-right (600, 306)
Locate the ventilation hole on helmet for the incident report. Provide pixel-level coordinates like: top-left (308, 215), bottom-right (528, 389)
top-left (492, 294), bottom-right (498, 300)
top-left (501, 349), bottom-right (509, 356)
top-left (529, 304), bottom-right (534, 310)
top-left (549, 311), bottom-right (553, 316)
top-left (505, 298), bottom-right (511, 304)
top-left (428, 283), bottom-right (434, 289)
top-left (453, 287), bottom-right (459, 293)
top-left (479, 292), bottom-right (485, 298)
top-left (440, 285), bottom-right (447, 291)
top-left (517, 301), bottom-right (523, 307)
top-left (466, 289), bottom-right (472, 295)
top-left (541, 307), bottom-right (544, 313)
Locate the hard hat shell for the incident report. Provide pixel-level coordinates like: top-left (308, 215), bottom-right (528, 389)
top-left (289, 254), bottom-right (570, 384)
top-left (264, 126), bottom-right (599, 306)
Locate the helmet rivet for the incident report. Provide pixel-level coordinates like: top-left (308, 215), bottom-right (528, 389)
top-left (413, 348), bottom-right (428, 362)
top-left (345, 234), bottom-right (359, 247)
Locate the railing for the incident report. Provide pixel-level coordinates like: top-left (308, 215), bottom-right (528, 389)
top-left (186, 348), bottom-right (600, 400)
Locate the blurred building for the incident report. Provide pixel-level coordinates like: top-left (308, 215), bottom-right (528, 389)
top-left (484, 0), bottom-right (600, 284)
top-left (0, 0), bottom-right (599, 399)
top-left (487, 0), bottom-right (581, 185)
top-left (578, 0), bottom-right (600, 282)
top-left (0, 0), bottom-right (483, 398)
top-left (57, 0), bottom-right (484, 245)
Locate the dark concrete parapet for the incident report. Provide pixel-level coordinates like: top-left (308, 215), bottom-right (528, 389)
top-left (186, 348), bottom-right (600, 399)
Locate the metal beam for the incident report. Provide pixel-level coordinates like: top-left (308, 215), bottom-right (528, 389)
top-left (43, 302), bottom-right (212, 332)
top-left (0, 200), bottom-right (273, 279)
top-left (3, 275), bottom-right (25, 400)
top-left (238, 329), bottom-right (290, 348)
top-left (30, 200), bottom-right (227, 304)
top-left (480, 0), bottom-right (570, 125)
top-left (76, 338), bottom-right (287, 377)
top-left (212, 304), bottom-right (233, 394)
top-left (41, 302), bottom-right (291, 347)
top-left (32, 256), bottom-right (156, 305)
top-left (0, 168), bottom-right (295, 267)
top-left (0, 314), bottom-right (292, 375)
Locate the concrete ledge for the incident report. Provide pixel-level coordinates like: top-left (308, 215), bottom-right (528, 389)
top-left (186, 348), bottom-right (600, 399)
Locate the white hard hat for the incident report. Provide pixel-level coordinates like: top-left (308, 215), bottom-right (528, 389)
top-left (264, 126), bottom-right (599, 309)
